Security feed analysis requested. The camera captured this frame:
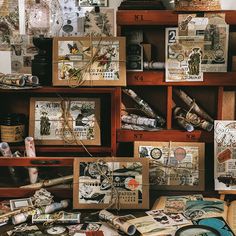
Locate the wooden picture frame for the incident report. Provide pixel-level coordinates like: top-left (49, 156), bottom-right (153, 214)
top-left (73, 158), bottom-right (149, 209)
top-left (53, 37), bottom-right (126, 86)
top-left (134, 141), bottom-right (205, 191)
top-left (29, 97), bottom-right (101, 146)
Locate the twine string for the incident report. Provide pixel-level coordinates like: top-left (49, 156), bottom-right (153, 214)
top-left (175, 101), bottom-right (202, 127)
top-left (43, 211), bottom-right (64, 227)
top-left (56, 35), bottom-right (125, 87)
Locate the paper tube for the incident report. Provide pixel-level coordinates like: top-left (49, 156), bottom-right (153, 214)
top-left (20, 175), bottom-right (73, 189)
top-left (173, 89), bottom-right (214, 123)
top-left (121, 114), bottom-right (158, 128)
top-left (0, 74), bottom-right (26, 87)
top-left (173, 107), bottom-right (213, 132)
top-left (99, 210), bottom-right (136, 236)
top-left (25, 137), bottom-right (38, 184)
top-left (123, 89), bottom-right (166, 126)
top-left (12, 200), bottom-right (69, 225)
top-left (0, 142), bottom-right (19, 184)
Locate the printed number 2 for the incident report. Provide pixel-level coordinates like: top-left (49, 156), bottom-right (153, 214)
top-left (168, 30), bottom-right (176, 43)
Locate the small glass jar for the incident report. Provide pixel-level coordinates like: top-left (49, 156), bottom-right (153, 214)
top-left (0, 114), bottom-right (26, 144)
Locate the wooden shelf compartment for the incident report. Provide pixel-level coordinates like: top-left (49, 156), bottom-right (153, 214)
top-left (127, 71), bottom-right (236, 86)
top-left (117, 129), bottom-right (213, 143)
top-left (10, 146), bottom-right (113, 155)
top-left (117, 10), bottom-right (236, 26)
top-left (121, 86), bottom-right (168, 128)
top-left (0, 157), bottom-right (73, 166)
top-left (172, 86), bottom-right (220, 120)
top-left (0, 87), bottom-right (120, 156)
top-left (0, 188), bottom-right (72, 198)
top-left (0, 157), bottom-right (73, 197)
top-left (0, 87), bottom-right (118, 94)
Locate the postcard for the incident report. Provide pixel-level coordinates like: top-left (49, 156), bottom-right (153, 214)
top-left (53, 37), bottom-right (126, 86)
top-left (128, 216), bottom-right (176, 236)
top-left (165, 27), bottom-right (204, 82)
top-left (29, 97), bottom-right (101, 145)
top-left (146, 210), bottom-right (190, 227)
top-left (54, 5), bottom-right (114, 37)
top-left (178, 13), bottom-right (229, 73)
top-left (214, 121), bottom-right (236, 190)
top-left (134, 141), bottom-right (205, 191)
top-left (164, 195), bottom-right (203, 213)
top-left (73, 158), bottom-right (149, 209)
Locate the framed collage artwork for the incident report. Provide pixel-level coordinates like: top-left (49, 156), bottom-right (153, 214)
top-left (73, 158), bottom-right (149, 209)
top-left (53, 37), bottom-right (126, 86)
top-left (134, 141), bottom-right (205, 191)
top-left (29, 97), bottom-right (101, 145)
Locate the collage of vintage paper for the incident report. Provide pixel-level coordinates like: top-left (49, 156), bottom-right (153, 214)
top-left (166, 13), bottom-right (229, 82)
top-left (50, 4), bottom-right (114, 37)
top-left (134, 141), bottom-right (205, 190)
top-left (0, 0), bottom-right (114, 75)
top-left (53, 37), bottom-right (126, 86)
top-left (178, 13), bottom-right (229, 73)
top-left (24, 0), bottom-right (113, 37)
top-left (73, 158), bottom-right (149, 209)
top-left (214, 121), bottom-right (236, 190)
top-left (29, 97), bottom-right (101, 145)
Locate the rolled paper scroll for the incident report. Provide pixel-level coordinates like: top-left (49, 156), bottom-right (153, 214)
top-left (24, 75), bottom-right (39, 85)
top-left (20, 175), bottom-right (73, 189)
top-left (0, 142), bottom-right (19, 184)
top-left (144, 61), bottom-right (165, 70)
top-left (99, 210), bottom-right (136, 236)
top-left (173, 107), bottom-right (213, 132)
top-left (0, 142), bottom-right (12, 157)
top-left (32, 212), bottom-right (80, 224)
top-left (123, 89), bottom-right (165, 126)
top-left (173, 88), bottom-right (214, 123)
top-left (0, 74), bottom-right (26, 87)
top-left (121, 114), bottom-right (158, 128)
top-left (25, 137), bottom-right (38, 184)
top-left (12, 200), bottom-right (69, 225)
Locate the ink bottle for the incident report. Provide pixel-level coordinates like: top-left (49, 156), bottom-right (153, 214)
top-left (0, 113), bottom-right (26, 144)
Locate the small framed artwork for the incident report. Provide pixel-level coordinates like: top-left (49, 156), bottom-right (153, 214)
top-left (53, 37), bottom-right (126, 86)
top-left (10, 198), bottom-right (33, 211)
top-left (73, 158), bottom-right (149, 209)
top-left (29, 97), bottom-right (101, 145)
top-left (134, 141), bottom-right (205, 191)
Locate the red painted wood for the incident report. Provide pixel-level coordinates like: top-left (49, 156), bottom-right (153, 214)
top-left (127, 71), bottom-right (236, 86)
top-left (117, 10), bottom-right (236, 26)
top-left (117, 129), bottom-right (213, 143)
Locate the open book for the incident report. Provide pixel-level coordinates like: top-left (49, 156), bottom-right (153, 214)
top-left (152, 195), bottom-right (236, 235)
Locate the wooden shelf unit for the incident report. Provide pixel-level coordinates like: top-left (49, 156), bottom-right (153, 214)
top-left (117, 10), bottom-right (236, 195)
top-left (117, 10), bottom-right (236, 27)
top-left (117, 129), bottom-right (213, 143)
top-left (0, 157), bottom-right (74, 198)
top-left (0, 86), bottom-right (120, 197)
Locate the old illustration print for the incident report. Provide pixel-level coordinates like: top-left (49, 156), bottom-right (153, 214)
top-left (215, 121), bottom-right (236, 190)
top-left (178, 13), bottom-right (229, 73)
top-left (53, 3), bottom-right (114, 37)
top-left (165, 28), bottom-right (204, 82)
top-left (53, 37), bottom-right (126, 86)
top-left (29, 97), bottom-right (101, 145)
top-left (73, 158), bottom-right (149, 209)
top-left (134, 141), bottom-right (205, 190)
top-left (0, 0), bottom-right (19, 50)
